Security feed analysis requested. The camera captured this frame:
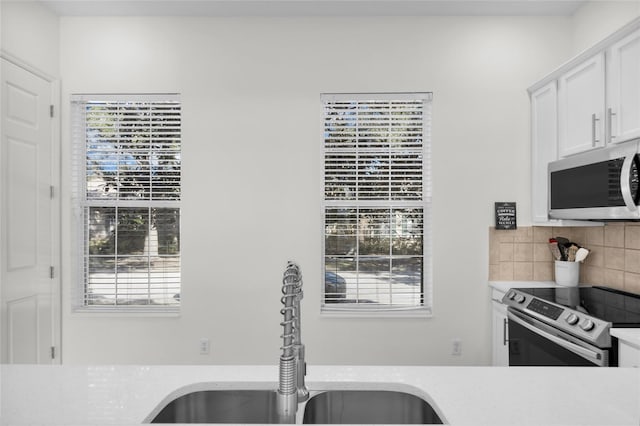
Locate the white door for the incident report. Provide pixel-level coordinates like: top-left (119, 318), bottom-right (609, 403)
top-left (608, 28), bottom-right (640, 144)
top-left (1, 58), bottom-right (58, 364)
top-left (558, 53), bottom-right (605, 157)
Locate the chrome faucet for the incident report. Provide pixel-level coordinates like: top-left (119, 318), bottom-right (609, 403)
top-left (277, 261), bottom-right (308, 422)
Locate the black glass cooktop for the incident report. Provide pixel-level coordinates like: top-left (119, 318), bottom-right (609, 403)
top-left (517, 286), bottom-right (640, 327)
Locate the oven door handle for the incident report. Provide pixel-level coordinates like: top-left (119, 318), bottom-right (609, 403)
top-left (507, 311), bottom-right (604, 366)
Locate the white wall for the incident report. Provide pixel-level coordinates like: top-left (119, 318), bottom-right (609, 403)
top-left (0, 1), bottom-right (635, 367)
top-left (1, 0), bottom-right (638, 370)
top-left (59, 15), bottom-right (573, 365)
top-left (0, 1), bottom-right (59, 77)
top-left (571, 0), bottom-right (640, 54)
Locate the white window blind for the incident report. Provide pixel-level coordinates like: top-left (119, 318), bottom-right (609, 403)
top-left (321, 93), bottom-right (432, 315)
top-left (71, 94), bottom-right (181, 312)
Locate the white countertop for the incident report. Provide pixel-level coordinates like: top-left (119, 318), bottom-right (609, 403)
top-left (489, 281), bottom-right (559, 302)
top-left (612, 328), bottom-right (640, 347)
top-left (489, 281), bottom-right (563, 293)
top-left (1, 365), bottom-right (638, 425)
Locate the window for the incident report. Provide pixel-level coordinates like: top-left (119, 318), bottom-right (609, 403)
top-left (71, 94), bottom-right (181, 311)
top-left (321, 93), bottom-right (432, 315)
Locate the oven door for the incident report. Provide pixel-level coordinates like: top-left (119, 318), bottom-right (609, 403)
top-left (507, 309), bottom-right (608, 367)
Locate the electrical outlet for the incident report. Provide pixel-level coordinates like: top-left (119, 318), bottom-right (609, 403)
top-left (451, 338), bottom-right (462, 356)
top-left (199, 338), bottom-right (210, 355)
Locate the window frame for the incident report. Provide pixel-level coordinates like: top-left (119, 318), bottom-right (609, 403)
top-left (71, 93), bottom-right (182, 314)
top-left (320, 92), bottom-right (433, 318)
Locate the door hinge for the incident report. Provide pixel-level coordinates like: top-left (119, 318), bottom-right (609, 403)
top-left (50, 266), bottom-right (55, 279)
top-left (50, 346), bottom-right (56, 359)
top-left (49, 105), bottom-right (54, 118)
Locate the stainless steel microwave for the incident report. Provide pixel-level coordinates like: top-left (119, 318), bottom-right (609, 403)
top-left (548, 141), bottom-right (640, 220)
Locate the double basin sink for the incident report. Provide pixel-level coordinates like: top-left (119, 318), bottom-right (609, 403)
top-left (148, 387), bottom-right (444, 424)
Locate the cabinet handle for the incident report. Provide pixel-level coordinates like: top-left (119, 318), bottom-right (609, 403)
top-left (608, 108), bottom-right (617, 141)
top-left (503, 318), bottom-right (508, 346)
top-left (592, 113), bottom-right (600, 146)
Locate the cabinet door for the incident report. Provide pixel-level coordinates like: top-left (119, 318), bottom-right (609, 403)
top-left (530, 82), bottom-right (557, 223)
top-left (558, 53), bottom-right (605, 157)
top-left (618, 341), bottom-right (640, 368)
top-left (608, 29), bottom-right (640, 144)
top-left (492, 301), bottom-right (509, 366)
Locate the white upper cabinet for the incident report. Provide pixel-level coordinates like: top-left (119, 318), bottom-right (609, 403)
top-left (607, 28), bottom-right (640, 144)
top-left (529, 18), bottom-right (640, 225)
top-left (531, 82), bottom-right (557, 223)
top-left (558, 53), bottom-right (606, 157)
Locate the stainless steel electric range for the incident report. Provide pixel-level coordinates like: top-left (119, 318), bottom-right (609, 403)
top-left (502, 286), bottom-right (640, 367)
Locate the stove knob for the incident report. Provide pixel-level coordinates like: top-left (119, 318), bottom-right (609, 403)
top-left (580, 319), bottom-right (595, 332)
top-left (507, 291), bottom-right (517, 300)
top-left (565, 313), bottom-right (579, 325)
top-left (515, 294), bottom-right (526, 304)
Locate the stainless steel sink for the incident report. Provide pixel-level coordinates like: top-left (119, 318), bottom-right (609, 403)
top-left (150, 389), bottom-right (284, 424)
top-left (302, 390), bottom-right (443, 424)
top-left (149, 388), bottom-right (444, 424)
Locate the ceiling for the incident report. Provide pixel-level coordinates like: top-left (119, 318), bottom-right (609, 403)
top-left (40, 0), bottom-right (588, 17)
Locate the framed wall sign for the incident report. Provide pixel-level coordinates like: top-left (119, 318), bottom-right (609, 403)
top-left (495, 202), bottom-right (517, 230)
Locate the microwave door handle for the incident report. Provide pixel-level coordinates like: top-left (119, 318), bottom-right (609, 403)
top-left (507, 312), bottom-right (603, 365)
top-left (621, 154), bottom-right (636, 211)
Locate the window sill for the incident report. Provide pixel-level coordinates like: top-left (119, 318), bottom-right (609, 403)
top-left (320, 306), bottom-right (432, 319)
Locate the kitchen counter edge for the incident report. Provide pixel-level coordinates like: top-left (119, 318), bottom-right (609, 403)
top-left (1, 364), bottom-right (638, 426)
